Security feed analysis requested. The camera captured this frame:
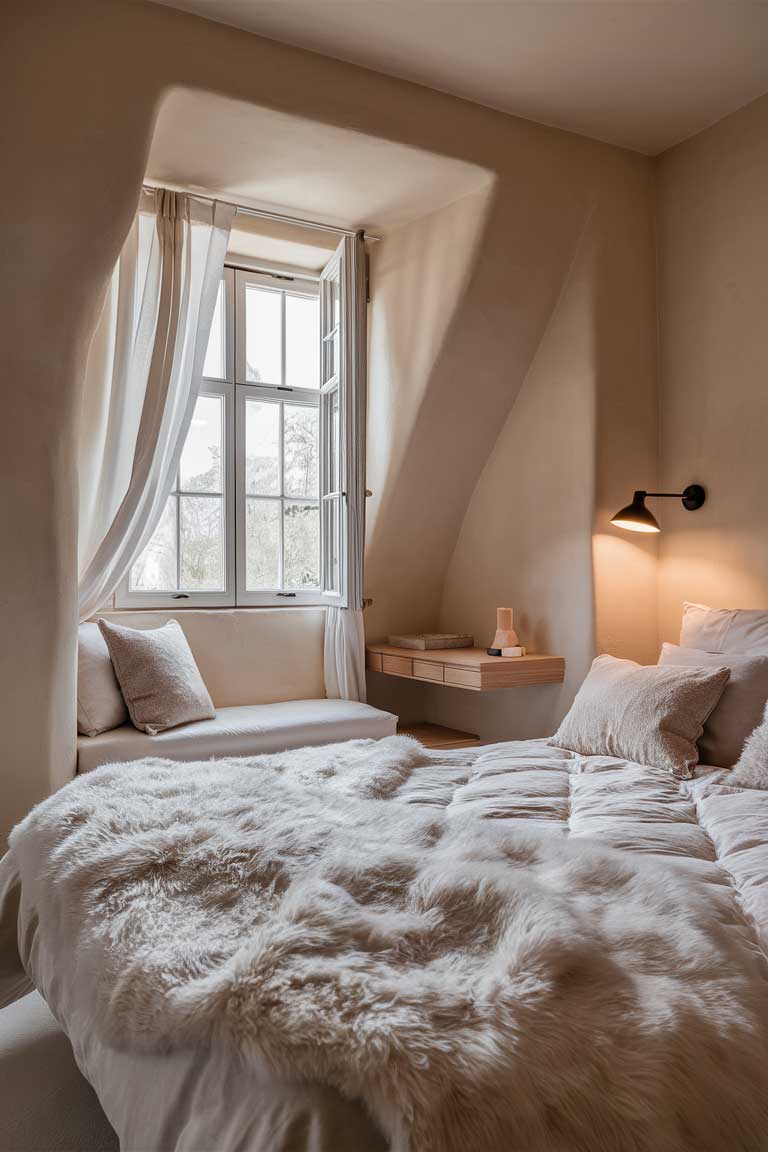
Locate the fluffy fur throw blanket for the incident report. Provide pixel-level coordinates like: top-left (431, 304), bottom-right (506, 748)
top-left (11, 736), bottom-right (768, 1152)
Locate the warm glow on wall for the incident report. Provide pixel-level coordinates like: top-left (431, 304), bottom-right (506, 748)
top-left (611, 486), bottom-right (705, 534)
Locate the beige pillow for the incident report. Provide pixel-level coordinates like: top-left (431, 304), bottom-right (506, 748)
top-left (98, 619), bottom-right (215, 735)
top-left (550, 654), bottom-right (730, 778)
top-left (77, 622), bottom-right (128, 736)
top-left (658, 643), bottom-right (768, 768)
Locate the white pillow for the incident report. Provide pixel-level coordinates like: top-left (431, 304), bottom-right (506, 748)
top-left (658, 643), bottom-right (768, 768)
top-left (680, 601), bottom-right (768, 655)
top-left (98, 618), bottom-right (215, 735)
top-left (549, 654), bottom-right (730, 778)
top-left (729, 703), bottom-right (768, 790)
top-left (77, 622), bottom-right (129, 737)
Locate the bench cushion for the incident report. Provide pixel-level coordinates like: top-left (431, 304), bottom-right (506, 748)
top-left (77, 700), bottom-right (398, 773)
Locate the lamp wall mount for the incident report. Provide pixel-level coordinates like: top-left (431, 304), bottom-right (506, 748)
top-left (610, 484), bottom-right (706, 534)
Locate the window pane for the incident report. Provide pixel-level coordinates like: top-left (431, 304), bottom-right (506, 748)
top-left (324, 329), bottom-right (338, 386)
top-left (324, 496), bottom-right (340, 594)
top-left (284, 503), bottom-right (320, 588)
top-left (130, 496), bottom-right (177, 591)
top-left (180, 496), bottom-right (224, 590)
top-left (245, 498), bottom-right (280, 589)
top-left (180, 395), bottom-right (222, 493)
top-left (245, 399), bottom-right (279, 495)
top-left (284, 404), bottom-right (319, 498)
top-left (245, 285), bottom-right (281, 384)
top-left (203, 279), bottom-right (226, 380)
top-left (285, 294), bottom-right (319, 390)
top-left (330, 391), bottom-right (340, 493)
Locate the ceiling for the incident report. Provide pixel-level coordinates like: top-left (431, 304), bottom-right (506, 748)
top-left (147, 89), bottom-right (491, 235)
top-left (152, 0), bottom-right (768, 155)
top-left (225, 214), bottom-right (339, 273)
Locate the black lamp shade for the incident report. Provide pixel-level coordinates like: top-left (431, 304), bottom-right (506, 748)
top-left (610, 491), bottom-right (661, 534)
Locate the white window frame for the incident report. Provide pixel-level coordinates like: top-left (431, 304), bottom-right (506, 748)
top-left (318, 247), bottom-right (346, 607)
top-left (117, 242), bottom-right (363, 611)
top-left (117, 269), bottom-right (236, 609)
top-left (234, 268), bottom-right (324, 605)
top-left (116, 377), bottom-right (237, 609)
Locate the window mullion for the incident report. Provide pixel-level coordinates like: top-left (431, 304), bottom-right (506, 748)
top-left (280, 290), bottom-right (287, 390)
top-left (175, 493), bottom-right (181, 592)
top-left (278, 399), bottom-right (285, 590)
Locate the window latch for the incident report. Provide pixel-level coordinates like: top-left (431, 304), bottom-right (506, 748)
top-left (171, 593), bottom-right (190, 599)
top-left (276, 592), bottom-right (297, 598)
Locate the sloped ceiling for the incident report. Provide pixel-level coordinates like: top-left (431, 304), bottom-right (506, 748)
top-left (150, 0), bottom-right (768, 154)
top-left (147, 89), bottom-right (491, 235)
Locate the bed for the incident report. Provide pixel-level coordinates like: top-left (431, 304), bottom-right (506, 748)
top-left (3, 733), bottom-right (768, 1152)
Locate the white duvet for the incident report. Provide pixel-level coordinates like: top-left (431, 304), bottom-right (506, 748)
top-left (4, 737), bottom-right (768, 1152)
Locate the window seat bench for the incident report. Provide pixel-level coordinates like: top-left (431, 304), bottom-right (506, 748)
top-left (78, 608), bottom-right (396, 773)
top-left (78, 699), bottom-right (396, 773)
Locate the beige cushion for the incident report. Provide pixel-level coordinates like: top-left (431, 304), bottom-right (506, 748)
top-left (77, 623), bottom-right (128, 737)
top-left (96, 609), bottom-right (326, 707)
top-left (76, 699), bottom-right (398, 773)
top-left (550, 654), bottom-right (730, 778)
top-left (658, 643), bottom-right (768, 768)
top-left (681, 601), bottom-right (768, 655)
top-left (98, 619), bottom-right (215, 735)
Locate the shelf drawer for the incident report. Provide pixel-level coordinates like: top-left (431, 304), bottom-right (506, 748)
top-left (366, 651), bottom-right (383, 672)
top-left (445, 666), bottom-right (482, 689)
top-left (413, 659), bottom-right (444, 682)
top-left (382, 654), bottom-right (413, 677)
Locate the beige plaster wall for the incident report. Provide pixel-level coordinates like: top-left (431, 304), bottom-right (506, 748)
top-left (0, 0), bottom-right (656, 840)
top-left (433, 214), bottom-right (599, 740)
top-left (428, 168), bottom-right (658, 742)
top-left (656, 92), bottom-right (768, 643)
top-left (364, 185), bottom-right (494, 639)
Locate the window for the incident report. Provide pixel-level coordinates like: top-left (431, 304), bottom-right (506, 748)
top-left (119, 238), bottom-right (362, 608)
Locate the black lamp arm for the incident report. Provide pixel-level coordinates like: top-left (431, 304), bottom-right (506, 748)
top-left (636, 485), bottom-right (706, 511)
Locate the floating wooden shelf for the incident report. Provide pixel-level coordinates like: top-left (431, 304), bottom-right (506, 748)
top-left (398, 723), bottom-right (481, 750)
top-left (366, 644), bottom-right (565, 692)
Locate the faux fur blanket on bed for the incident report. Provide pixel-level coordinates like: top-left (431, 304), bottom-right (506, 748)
top-left (11, 736), bottom-right (768, 1152)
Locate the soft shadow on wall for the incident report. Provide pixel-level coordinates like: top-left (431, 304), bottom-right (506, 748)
top-left (425, 208), bottom-right (600, 742)
top-left (364, 182), bottom-right (495, 640)
top-left (402, 173), bottom-right (658, 744)
top-left (363, 165), bottom-right (601, 647)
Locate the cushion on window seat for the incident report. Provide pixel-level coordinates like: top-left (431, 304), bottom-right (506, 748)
top-left (77, 699), bottom-right (398, 774)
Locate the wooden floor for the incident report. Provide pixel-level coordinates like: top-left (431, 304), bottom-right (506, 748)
top-left (398, 722), bottom-right (481, 749)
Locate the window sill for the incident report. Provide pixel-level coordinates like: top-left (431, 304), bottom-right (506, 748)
top-left (107, 604), bottom-right (333, 616)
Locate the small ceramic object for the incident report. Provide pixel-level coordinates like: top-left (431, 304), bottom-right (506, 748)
top-left (487, 608), bottom-right (519, 656)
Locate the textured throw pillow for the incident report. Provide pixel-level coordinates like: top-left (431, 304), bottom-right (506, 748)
top-left (77, 622), bottom-right (129, 737)
top-left (680, 601), bottom-right (768, 656)
top-left (549, 654), bottom-right (730, 778)
top-left (658, 643), bottom-right (768, 768)
top-left (729, 703), bottom-right (768, 790)
top-left (98, 619), bottom-right (215, 735)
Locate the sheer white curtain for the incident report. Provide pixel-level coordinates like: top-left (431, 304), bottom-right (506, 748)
top-left (324, 608), bottom-right (366, 700)
top-left (78, 189), bottom-right (234, 621)
top-left (324, 233), bottom-right (368, 702)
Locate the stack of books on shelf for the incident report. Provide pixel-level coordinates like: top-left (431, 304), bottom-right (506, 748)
top-left (386, 633), bottom-right (474, 650)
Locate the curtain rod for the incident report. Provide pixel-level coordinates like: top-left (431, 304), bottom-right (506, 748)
top-left (142, 183), bottom-right (382, 242)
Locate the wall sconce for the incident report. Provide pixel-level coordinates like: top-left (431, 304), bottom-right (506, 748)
top-left (610, 485), bottom-right (706, 533)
